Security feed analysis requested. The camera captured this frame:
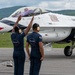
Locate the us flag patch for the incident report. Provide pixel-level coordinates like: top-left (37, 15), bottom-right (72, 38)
top-left (49, 15), bottom-right (59, 22)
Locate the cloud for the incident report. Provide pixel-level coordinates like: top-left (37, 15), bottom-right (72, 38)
top-left (64, 1), bottom-right (75, 10)
top-left (0, 0), bottom-right (75, 10)
top-left (0, 0), bottom-right (38, 8)
top-left (37, 0), bottom-right (75, 10)
top-left (38, 2), bottom-right (49, 8)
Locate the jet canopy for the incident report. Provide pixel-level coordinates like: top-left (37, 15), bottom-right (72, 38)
top-left (10, 7), bottom-right (49, 17)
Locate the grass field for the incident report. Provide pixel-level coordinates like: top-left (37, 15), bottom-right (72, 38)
top-left (0, 33), bottom-right (13, 47)
top-left (0, 33), bottom-right (71, 48)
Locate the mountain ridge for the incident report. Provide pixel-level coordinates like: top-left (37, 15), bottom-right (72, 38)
top-left (0, 6), bottom-right (75, 18)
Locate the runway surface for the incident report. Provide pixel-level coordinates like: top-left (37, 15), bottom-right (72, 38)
top-left (0, 47), bottom-right (75, 75)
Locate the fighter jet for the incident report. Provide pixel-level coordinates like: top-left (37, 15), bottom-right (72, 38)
top-left (0, 7), bottom-right (75, 56)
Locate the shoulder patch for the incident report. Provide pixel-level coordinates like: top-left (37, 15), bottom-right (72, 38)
top-left (39, 36), bottom-right (42, 39)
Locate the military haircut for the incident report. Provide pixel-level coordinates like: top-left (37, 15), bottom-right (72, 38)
top-left (32, 23), bottom-right (39, 30)
top-left (14, 26), bottom-right (19, 33)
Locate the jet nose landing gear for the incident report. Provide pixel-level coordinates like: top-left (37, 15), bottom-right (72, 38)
top-left (64, 46), bottom-right (73, 56)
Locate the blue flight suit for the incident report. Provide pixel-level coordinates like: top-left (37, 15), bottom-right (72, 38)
top-left (11, 32), bottom-right (25, 75)
top-left (27, 32), bottom-right (42, 75)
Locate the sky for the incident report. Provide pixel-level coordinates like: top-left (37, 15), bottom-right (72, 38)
top-left (0, 0), bottom-right (75, 10)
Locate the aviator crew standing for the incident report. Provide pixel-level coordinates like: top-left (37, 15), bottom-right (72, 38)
top-left (26, 23), bottom-right (44, 75)
top-left (11, 15), bottom-right (34, 75)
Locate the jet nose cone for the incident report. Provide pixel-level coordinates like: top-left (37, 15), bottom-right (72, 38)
top-left (0, 22), bottom-right (13, 33)
top-left (0, 27), bottom-right (4, 30)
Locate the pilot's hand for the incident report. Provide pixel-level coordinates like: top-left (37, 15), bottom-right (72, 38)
top-left (28, 55), bottom-right (30, 60)
top-left (32, 15), bottom-right (34, 20)
top-left (40, 56), bottom-right (44, 61)
top-left (17, 15), bottom-right (21, 22)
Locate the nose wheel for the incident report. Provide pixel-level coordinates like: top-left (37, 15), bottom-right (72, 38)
top-left (64, 41), bottom-right (75, 56)
top-left (64, 46), bottom-right (72, 56)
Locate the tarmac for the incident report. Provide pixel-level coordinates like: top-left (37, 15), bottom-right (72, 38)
top-left (0, 47), bottom-right (75, 75)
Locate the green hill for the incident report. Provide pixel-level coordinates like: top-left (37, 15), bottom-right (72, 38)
top-left (52, 10), bottom-right (75, 16)
top-left (0, 6), bottom-right (25, 18)
top-left (0, 6), bottom-right (75, 19)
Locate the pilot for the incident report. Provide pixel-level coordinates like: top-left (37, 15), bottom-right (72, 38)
top-left (26, 23), bottom-right (44, 75)
top-left (11, 15), bottom-right (34, 75)
top-left (20, 8), bottom-right (34, 17)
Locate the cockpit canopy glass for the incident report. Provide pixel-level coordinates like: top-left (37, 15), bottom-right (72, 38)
top-left (10, 7), bottom-right (49, 17)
